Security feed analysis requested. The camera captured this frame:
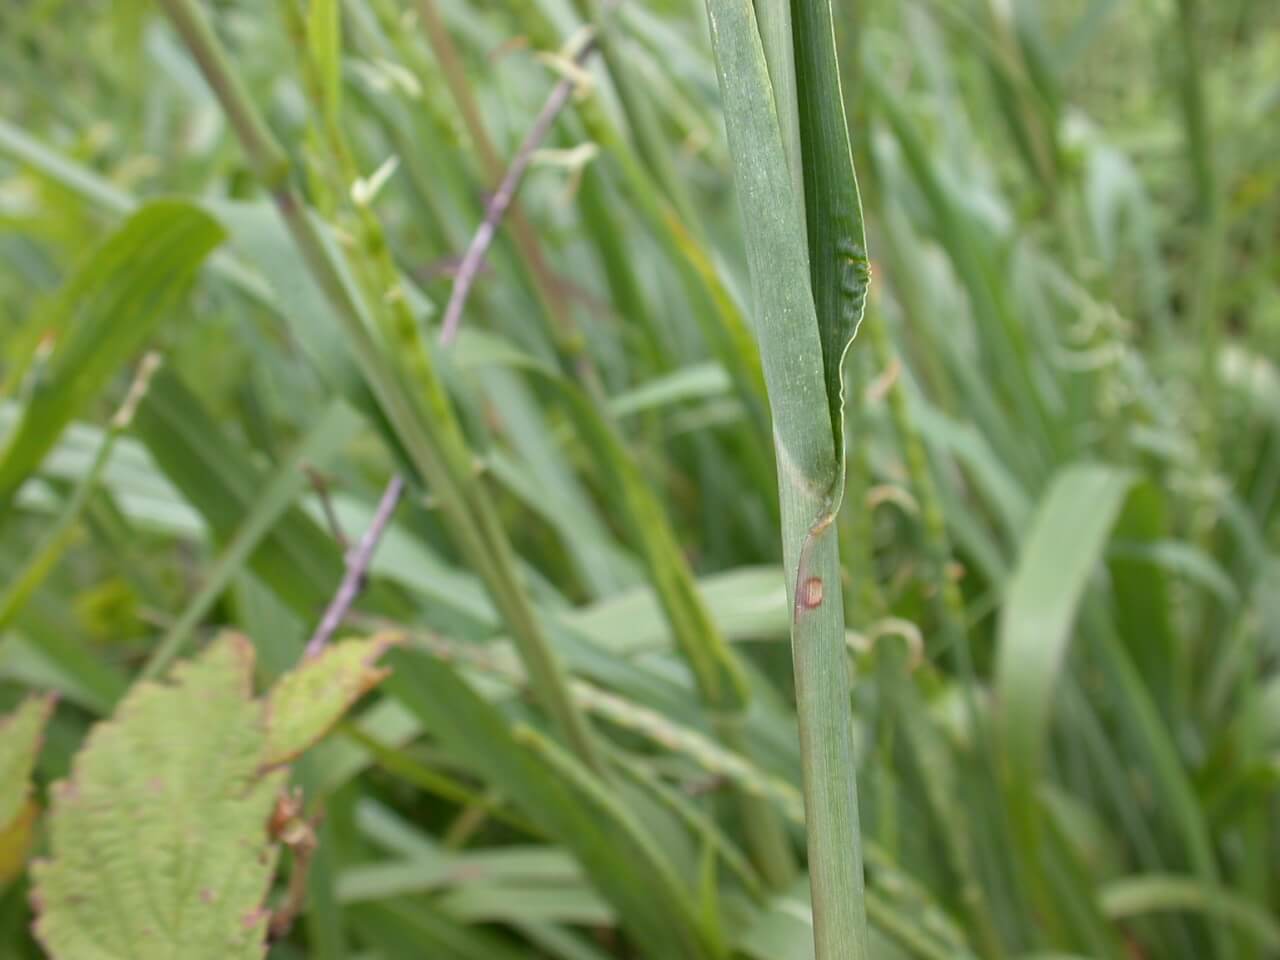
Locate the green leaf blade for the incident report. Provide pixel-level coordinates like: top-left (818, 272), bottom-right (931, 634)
top-left (703, 0), bottom-right (837, 521)
top-left (0, 694), bottom-right (55, 829)
top-left (0, 201), bottom-right (224, 517)
top-left (790, 0), bottom-right (871, 495)
top-left (386, 649), bottom-right (718, 960)
top-left (308, 0), bottom-right (342, 123)
top-left (996, 464), bottom-right (1135, 801)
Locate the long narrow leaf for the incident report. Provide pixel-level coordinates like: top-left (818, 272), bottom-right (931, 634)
top-left (0, 202), bottom-right (223, 516)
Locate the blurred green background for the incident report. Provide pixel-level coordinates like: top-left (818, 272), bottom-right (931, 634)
top-left (0, 1), bottom-right (1278, 958)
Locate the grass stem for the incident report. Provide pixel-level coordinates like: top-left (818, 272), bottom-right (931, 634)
top-left (157, 0), bottom-right (600, 771)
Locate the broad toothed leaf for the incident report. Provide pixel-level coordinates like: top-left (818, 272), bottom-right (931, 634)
top-left (33, 635), bottom-right (285, 959)
top-left (32, 631), bottom-right (396, 958)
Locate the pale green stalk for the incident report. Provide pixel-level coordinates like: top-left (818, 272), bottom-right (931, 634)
top-left (751, 1), bottom-right (804, 225)
top-left (156, 0), bottom-right (599, 771)
top-left (1174, 0), bottom-right (1225, 470)
top-left (701, 1), bottom-right (869, 955)
top-left (863, 314), bottom-right (1005, 958)
top-left (0, 357), bottom-right (157, 633)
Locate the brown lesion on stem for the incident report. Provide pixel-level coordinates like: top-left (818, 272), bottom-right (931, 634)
top-left (791, 509), bottom-right (836, 620)
top-left (799, 576), bottom-right (825, 610)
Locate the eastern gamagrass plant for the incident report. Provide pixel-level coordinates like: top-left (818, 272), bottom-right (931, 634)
top-left (701, 1), bottom-right (872, 956)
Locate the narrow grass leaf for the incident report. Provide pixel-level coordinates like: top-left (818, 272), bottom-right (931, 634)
top-left (131, 370), bottom-right (355, 618)
top-left (348, 899), bottom-right (530, 960)
top-left (0, 201), bottom-right (223, 516)
top-left (140, 399), bottom-right (362, 678)
top-left (0, 119), bottom-right (133, 215)
top-left (0, 694), bottom-right (55, 829)
top-left (308, 0), bottom-right (342, 124)
top-left (386, 649), bottom-right (719, 959)
top-left (1100, 875), bottom-right (1280, 951)
top-left (791, 0), bottom-right (871, 500)
top-left (996, 463), bottom-right (1135, 801)
top-left (0, 426), bottom-right (120, 632)
top-left (554, 381), bottom-right (749, 709)
top-left (608, 363), bottom-right (732, 419)
top-left (0, 612), bottom-right (128, 715)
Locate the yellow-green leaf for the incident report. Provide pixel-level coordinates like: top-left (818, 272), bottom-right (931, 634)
top-left (0, 798), bottom-right (39, 888)
top-left (0, 693), bottom-right (55, 828)
top-left (308, 0), bottom-right (342, 124)
top-left (263, 633), bottom-right (398, 767)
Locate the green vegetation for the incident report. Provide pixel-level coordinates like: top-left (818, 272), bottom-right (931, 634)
top-left (1, 1), bottom-right (1278, 958)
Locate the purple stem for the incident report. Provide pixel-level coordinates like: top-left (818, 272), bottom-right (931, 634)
top-left (439, 37), bottom-right (598, 344)
top-left (305, 474), bottom-right (406, 658)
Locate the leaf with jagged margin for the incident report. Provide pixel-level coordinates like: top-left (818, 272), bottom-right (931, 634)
top-left (0, 694), bottom-right (55, 886)
top-left (32, 634), bottom-right (393, 959)
top-left (0, 201), bottom-right (223, 518)
top-left (32, 635), bottom-right (283, 959)
top-left (263, 633), bottom-right (399, 767)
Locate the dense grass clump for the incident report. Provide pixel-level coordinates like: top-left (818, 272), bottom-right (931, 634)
top-left (0, 1), bottom-right (1278, 958)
